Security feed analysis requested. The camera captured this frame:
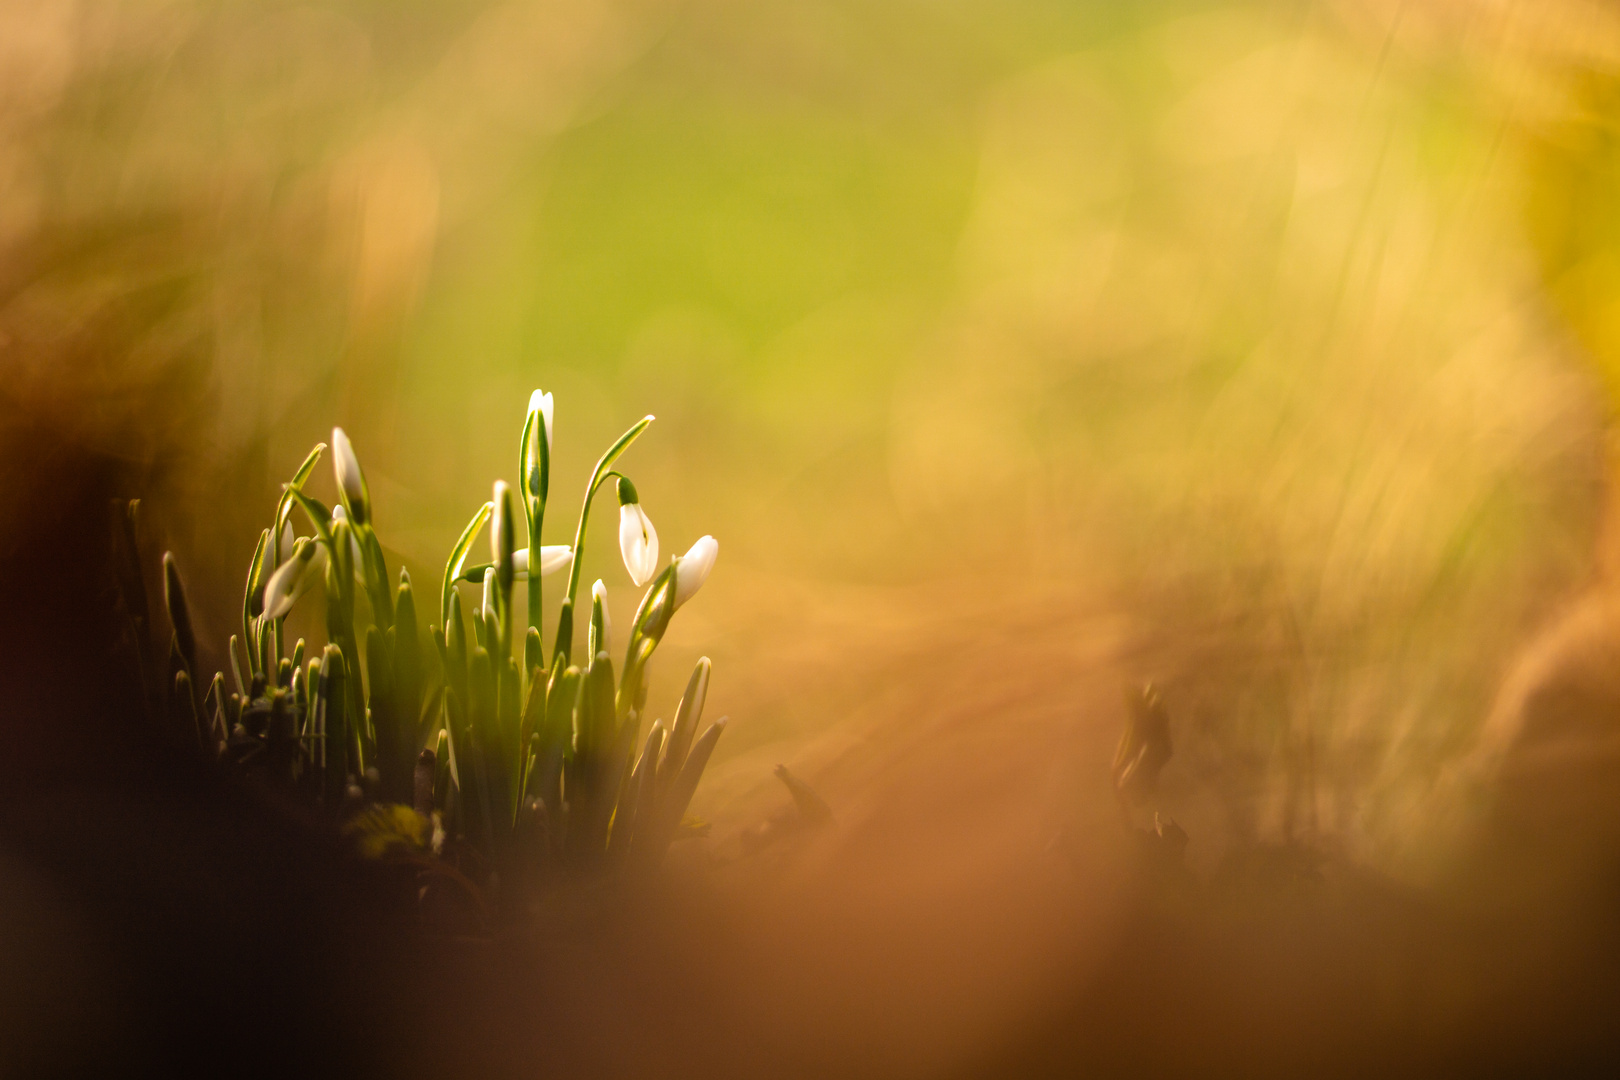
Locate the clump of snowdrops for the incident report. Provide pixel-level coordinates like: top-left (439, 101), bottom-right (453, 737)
top-left (123, 394), bottom-right (725, 916)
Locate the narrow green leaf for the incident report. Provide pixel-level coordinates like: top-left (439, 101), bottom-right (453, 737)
top-left (657, 657), bottom-right (712, 796)
top-left (243, 529), bottom-right (270, 641)
top-left (441, 501), bottom-right (493, 627)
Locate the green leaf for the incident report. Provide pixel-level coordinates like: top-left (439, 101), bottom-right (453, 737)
top-left (652, 718), bottom-right (728, 862)
top-left (441, 501), bottom-right (493, 627)
top-left (657, 657), bottom-right (711, 797)
top-left (242, 529), bottom-right (270, 657)
top-left (318, 644), bottom-right (349, 804)
top-left (289, 441), bottom-right (326, 490)
top-left (283, 485), bottom-right (335, 548)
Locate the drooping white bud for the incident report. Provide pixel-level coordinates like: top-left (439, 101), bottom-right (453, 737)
top-left (672, 535), bottom-right (718, 609)
top-left (616, 477), bottom-right (658, 586)
top-left (264, 539), bottom-right (326, 620)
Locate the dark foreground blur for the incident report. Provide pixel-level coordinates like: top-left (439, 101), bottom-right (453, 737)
top-left (5, 424), bottom-right (1620, 1080)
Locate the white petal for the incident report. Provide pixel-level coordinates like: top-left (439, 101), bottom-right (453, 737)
top-left (673, 535), bottom-right (718, 609)
top-left (264, 561), bottom-right (300, 620)
top-left (509, 545), bottom-right (571, 581)
top-left (278, 520), bottom-right (296, 565)
top-left (618, 503), bottom-right (659, 586)
top-left (527, 389), bottom-right (555, 455)
top-left (331, 427), bottom-right (364, 507)
top-left (539, 545), bottom-right (573, 576)
top-left (264, 541), bottom-right (322, 619)
top-left (331, 504), bottom-right (346, 523)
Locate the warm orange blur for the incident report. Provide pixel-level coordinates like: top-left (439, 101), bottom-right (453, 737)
top-left (8, 0), bottom-right (1620, 1076)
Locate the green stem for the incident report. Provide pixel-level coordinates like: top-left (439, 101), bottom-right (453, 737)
top-left (557, 416), bottom-right (653, 661)
top-left (527, 497), bottom-right (544, 661)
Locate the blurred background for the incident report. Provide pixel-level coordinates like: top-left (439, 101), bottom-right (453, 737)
top-left (8, 0), bottom-right (1620, 1073)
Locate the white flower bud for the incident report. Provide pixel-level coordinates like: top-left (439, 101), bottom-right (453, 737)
top-left (616, 478), bottom-right (658, 586)
top-left (331, 427), bottom-right (368, 525)
top-left (527, 389), bottom-right (554, 456)
top-left (591, 579), bottom-right (612, 657)
top-left (672, 535), bottom-right (717, 609)
top-left (510, 546), bottom-right (572, 580)
top-left (278, 520), bottom-right (296, 565)
top-left (264, 539), bottom-right (326, 620)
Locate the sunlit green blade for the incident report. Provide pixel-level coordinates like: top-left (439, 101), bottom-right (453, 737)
top-left (161, 553), bottom-right (196, 680)
top-left (288, 441), bottom-right (326, 490)
top-left (360, 528), bottom-right (394, 630)
top-left (318, 644), bottom-right (349, 804)
top-left (272, 441), bottom-right (326, 545)
top-left (440, 501), bottom-right (493, 627)
top-left (524, 627), bottom-right (542, 684)
top-left (417, 684), bottom-right (444, 755)
top-left (414, 746), bottom-right (436, 817)
top-left (445, 594), bottom-right (468, 707)
top-left (532, 664), bottom-right (580, 825)
top-left (393, 570), bottom-right (426, 749)
top-left (550, 597), bottom-right (573, 670)
top-left (614, 722), bottom-right (664, 858)
top-left (518, 666), bottom-right (546, 770)
top-left (282, 485), bottom-right (334, 547)
top-left (366, 625), bottom-right (403, 802)
top-left (229, 634), bottom-right (248, 697)
top-left (657, 657), bottom-right (711, 797)
top-left (654, 718), bottom-right (728, 861)
top-left (432, 727), bottom-right (451, 813)
top-left (243, 528), bottom-right (269, 651)
top-left (172, 668), bottom-right (205, 753)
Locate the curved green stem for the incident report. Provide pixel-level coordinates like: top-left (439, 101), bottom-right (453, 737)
top-left (556, 416), bottom-right (653, 661)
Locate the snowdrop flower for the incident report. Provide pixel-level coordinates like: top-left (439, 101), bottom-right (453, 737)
top-left (616, 477), bottom-right (658, 586)
top-left (331, 426), bottom-right (369, 526)
top-left (264, 539), bottom-right (326, 619)
top-left (511, 546), bottom-right (572, 579)
top-left (672, 535), bottom-right (718, 609)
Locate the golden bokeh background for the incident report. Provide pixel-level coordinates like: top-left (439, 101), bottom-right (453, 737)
top-left (10, 2), bottom-right (1620, 1069)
